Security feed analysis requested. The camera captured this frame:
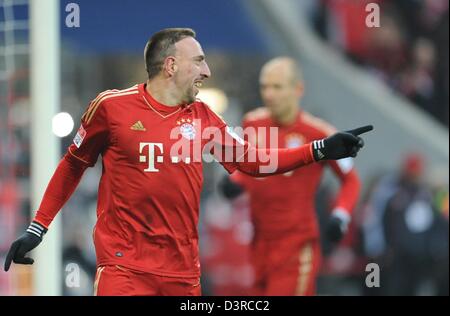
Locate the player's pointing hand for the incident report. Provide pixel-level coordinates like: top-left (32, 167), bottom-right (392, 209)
top-left (311, 125), bottom-right (374, 161)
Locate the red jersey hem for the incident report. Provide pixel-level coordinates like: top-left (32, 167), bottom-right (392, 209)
top-left (96, 260), bottom-right (200, 278)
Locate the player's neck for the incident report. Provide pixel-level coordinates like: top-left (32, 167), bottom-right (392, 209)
top-left (274, 106), bottom-right (299, 126)
top-left (145, 79), bottom-right (183, 107)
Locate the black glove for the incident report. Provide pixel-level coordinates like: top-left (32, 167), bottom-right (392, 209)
top-left (219, 175), bottom-right (244, 200)
top-left (4, 221), bottom-right (47, 271)
top-left (326, 211), bottom-right (350, 243)
top-left (312, 125), bottom-right (373, 161)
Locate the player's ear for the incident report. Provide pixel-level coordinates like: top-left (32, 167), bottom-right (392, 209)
top-left (164, 56), bottom-right (177, 77)
top-left (295, 82), bottom-right (304, 98)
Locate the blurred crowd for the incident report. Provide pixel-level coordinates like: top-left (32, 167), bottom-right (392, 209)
top-left (200, 152), bottom-right (448, 296)
top-left (359, 153), bottom-right (448, 295)
top-left (312, 0), bottom-right (449, 126)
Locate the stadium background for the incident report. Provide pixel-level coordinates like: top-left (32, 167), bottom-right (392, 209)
top-left (0, 0), bottom-right (448, 295)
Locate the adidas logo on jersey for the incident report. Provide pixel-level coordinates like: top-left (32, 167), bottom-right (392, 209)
top-left (131, 121), bottom-right (146, 131)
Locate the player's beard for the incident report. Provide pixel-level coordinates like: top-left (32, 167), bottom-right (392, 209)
top-left (183, 84), bottom-right (197, 104)
top-left (268, 101), bottom-right (291, 121)
top-left (266, 102), bottom-right (283, 117)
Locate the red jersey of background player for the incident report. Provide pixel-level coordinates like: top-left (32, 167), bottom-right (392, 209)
top-left (231, 107), bottom-right (361, 240)
top-left (36, 83), bottom-right (250, 278)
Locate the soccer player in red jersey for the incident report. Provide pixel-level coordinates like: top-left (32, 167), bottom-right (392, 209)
top-left (4, 29), bottom-right (372, 296)
top-left (221, 57), bottom-right (362, 296)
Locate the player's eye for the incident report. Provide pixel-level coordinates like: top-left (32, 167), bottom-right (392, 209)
top-left (272, 84), bottom-right (282, 90)
top-left (193, 57), bottom-right (204, 64)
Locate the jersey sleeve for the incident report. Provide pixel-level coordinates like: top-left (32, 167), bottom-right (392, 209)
top-left (227, 119), bottom-right (258, 186)
top-left (202, 102), bottom-right (250, 174)
top-left (33, 95), bottom-right (112, 227)
top-left (202, 103), bottom-right (315, 175)
top-left (327, 158), bottom-right (361, 215)
top-left (68, 95), bottom-right (111, 167)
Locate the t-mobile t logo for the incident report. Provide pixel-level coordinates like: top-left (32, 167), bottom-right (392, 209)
top-left (139, 142), bottom-right (164, 172)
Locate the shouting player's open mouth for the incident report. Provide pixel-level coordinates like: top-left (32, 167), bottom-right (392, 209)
top-left (193, 80), bottom-right (203, 94)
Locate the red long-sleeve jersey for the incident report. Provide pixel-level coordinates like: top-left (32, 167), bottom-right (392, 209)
top-left (231, 108), bottom-right (361, 240)
top-left (33, 84), bottom-right (316, 278)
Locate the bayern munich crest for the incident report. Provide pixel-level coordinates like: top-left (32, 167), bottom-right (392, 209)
top-left (177, 118), bottom-right (196, 140)
top-left (285, 134), bottom-right (304, 148)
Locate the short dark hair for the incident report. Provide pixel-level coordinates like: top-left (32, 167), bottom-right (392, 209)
top-left (144, 28), bottom-right (196, 79)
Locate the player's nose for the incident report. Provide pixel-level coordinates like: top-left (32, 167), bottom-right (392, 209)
top-left (262, 89), bottom-right (275, 103)
top-left (201, 61), bottom-right (211, 78)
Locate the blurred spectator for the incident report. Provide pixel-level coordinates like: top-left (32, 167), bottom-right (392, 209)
top-left (399, 38), bottom-right (436, 110)
top-left (314, 0), bottom-right (376, 62)
top-left (433, 10), bottom-right (449, 126)
top-left (313, 0), bottom-right (449, 126)
top-left (393, 0), bottom-right (448, 39)
top-left (365, 10), bottom-right (409, 88)
top-left (362, 153), bottom-right (449, 295)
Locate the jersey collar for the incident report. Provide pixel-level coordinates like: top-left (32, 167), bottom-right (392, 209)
top-left (139, 83), bottom-right (186, 118)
